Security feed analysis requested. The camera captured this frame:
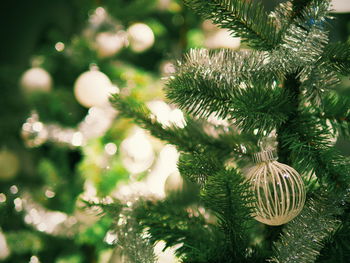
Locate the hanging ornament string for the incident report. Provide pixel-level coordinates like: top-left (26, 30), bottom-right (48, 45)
top-left (246, 149), bottom-right (306, 226)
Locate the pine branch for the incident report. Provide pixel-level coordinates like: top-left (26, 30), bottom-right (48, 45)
top-left (115, 218), bottom-right (157, 263)
top-left (317, 210), bottom-right (350, 262)
top-left (272, 25), bottom-right (329, 75)
top-left (278, 110), bottom-right (350, 190)
top-left (183, 0), bottom-right (279, 50)
top-left (299, 65), bottom-right (340, 105)
top-left (167, 22), bottom-right (329, 130)
top-left (175, 49), bottom-right (276, 87)
top-left (271, 193), bottom-right (342, 263)
top-left (110, 94), bottom-right (248, 158)
top-left (167, 50), bottom-right (291, 135)
top-left (271, 0), bottom-right (324, 32)
top-left (272, 0), bottom-right (330, 46)
top-left (321, 42), bottom-right (350, 75)
top-left (133, 198), bottom-right (224, 262)
top-left (200, 168), bottom-right (255, 262)
top-left (178, 152), bottom-right (223, 187)
top-left (290, 0), bottom-right (315, 16)
top-left (322, 91), bottom-right (350, 137)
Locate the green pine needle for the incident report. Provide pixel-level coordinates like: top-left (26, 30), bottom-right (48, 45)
top-left (271, 193), bottom-right (342, 263)
top-left (183, 0), bottom-right (279, 50)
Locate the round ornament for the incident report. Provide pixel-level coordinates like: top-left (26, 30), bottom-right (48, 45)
top-left (127, 23), bottom-right (155, 53)
top-left (154, 241), bottom-right (179, 263)
top-left (74, 69), bottom-right (117, 108)
top-left (246, 150), bottom-right (306, 226)
top-left (203, 20), bottom-right (240, 50)
top-left (95, 32), bottom-right (124, 58)
top-left (0, 150), bottom-right (20, 181)
top-left (0, 229), bottom-right (10, 260)
top-left (20, 67), bottom-right (52, 93)
top-left (164, 171), bottom-right (184, 194)
top-left (120, 129), bottom-right (154, 174)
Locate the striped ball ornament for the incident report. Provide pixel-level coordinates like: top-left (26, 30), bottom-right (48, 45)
top-left (246, 150), bottom-right (306, 226)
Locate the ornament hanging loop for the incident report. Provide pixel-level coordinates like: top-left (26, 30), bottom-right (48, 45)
top-left (253, 150), bottom-right (278, 163)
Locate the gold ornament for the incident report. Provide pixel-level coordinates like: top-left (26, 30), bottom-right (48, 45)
top-left (246, 150), bottom-right (306, 226)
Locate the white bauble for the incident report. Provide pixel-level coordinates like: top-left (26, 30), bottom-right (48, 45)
top-left (331, 0), bottom-right (350, 13)
top-left (147, 100), bottom-right (186, 128)
top-left (203, 20), bottom-right (240, 49)
top-left (0, 230), bottom-right (10, 260)
top-left (95, 32), bottom-right (124, 58)
top-left (154, 241), bottom-right (179, 263)
top-left (205, 29), bottom-right (241, 49)
top-left (0, 150), bottom-right (20, 181)
top-left (127, 23), bottom-right (155, 53)
top-left (157, 0), bottom-right (172, 10)
top-left (164, 171), bottom-right (184, 194)
top-left (120, 129), bottom-right (154, 174)
top-left (147, 100), bottom-right (172, 126)
top-left (74, 70), bottom-right (116, 108)
top-left (20, 67), bottom-right (52, 93)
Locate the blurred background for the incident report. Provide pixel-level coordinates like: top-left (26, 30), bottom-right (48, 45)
top-left (0, 0), bottom-right (349, 262)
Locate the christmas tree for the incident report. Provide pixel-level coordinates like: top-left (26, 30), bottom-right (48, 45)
top-left (97, 0), bottom-right (350, 262)
top-left (1, 0), bottom-right (350, 263)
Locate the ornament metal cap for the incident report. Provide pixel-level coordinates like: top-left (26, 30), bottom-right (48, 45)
top-left (253, 150), bottom-right (277, 163)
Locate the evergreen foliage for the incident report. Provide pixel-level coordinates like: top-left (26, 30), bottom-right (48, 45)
top-left (105, 0), bottom-right (350, 262)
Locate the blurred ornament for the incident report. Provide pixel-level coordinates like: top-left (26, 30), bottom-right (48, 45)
top-left (20, 67), bottom-right (52, 93)
top-left (202, 20), bottom-right (240, 49)
top-left (157, 0), bottom-right (172, 10)
top-left (116, 144), bottom-right (179, 199)
top-left (246, 150), bottom-right (306, 226)
top-left (147, 100), bottom-right (186, 128)
top-left (0, 150), bottom-right (20, 181)
top-left (169, 108), bottom-right (186, 128)
top-left (164, 171), bottom-right (184, 194)
top-left (127, 23), bottom-right (155, 53)
top-left (160, 61), bottom-right (176, 76)
top-left (74, 68), bottom-right (117, 108)
top-left (120, 129), bottom-right (154, 174)
top-left (89, 7), bottom-right (108, 30)
top-left (154, 241), bottom-right (180, 263)
top-left (0, 193), bottom-right (6, 203)
top-left (148, 100), bottom-right (172, 126)
top-left (105, 142), bottom-right (118, 156)
top-left (54, 42), bottom-right (65, 52)
top-left (0, 229), bottom-right (10, 260)
top-left (95, 32), bottom-right (125, 58)
top-left (78, 106), bottom-right (117, 139)
top-left (21, 106), bottom-right (116, 148)
top-left (330, 0), bottom-right (350, 13)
